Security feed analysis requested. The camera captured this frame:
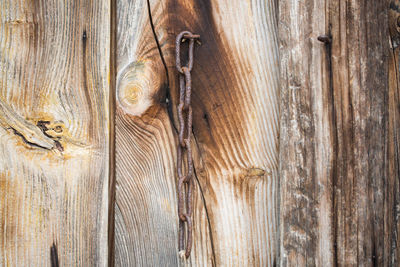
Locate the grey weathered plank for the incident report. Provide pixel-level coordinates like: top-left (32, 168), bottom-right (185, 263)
top-left (279, 0), bottom-right (399, 265)
top-left (278, 0), bottom-right (334, 265)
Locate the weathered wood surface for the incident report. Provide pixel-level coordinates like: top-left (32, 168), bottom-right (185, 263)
top-left (388, 1), bottom-right (400, 265)
top-left (114, 0), bottom-right (280, 265)
top-left (278, 0), bottom-right (334, 265)
top-left (114, 0), bottom-right (183, 266)
top-left (280, 0), bottom-right (400, 266)
top-left (114, 0), bottom-right (213, 266)
top-left (2, 0), bottom-right (397, 266)
top-left (0, 1), bottom-right (111, 266)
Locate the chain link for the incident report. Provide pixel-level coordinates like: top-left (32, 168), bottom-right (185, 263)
top-left (175, 31), bottom-right (200, 258)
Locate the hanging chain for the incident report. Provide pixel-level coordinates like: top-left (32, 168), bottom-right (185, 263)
top-left (175, 31), bottom-right (200, 258)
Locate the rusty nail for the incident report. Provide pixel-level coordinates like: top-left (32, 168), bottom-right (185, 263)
top-left (317, 35), bottom-right (331, 44)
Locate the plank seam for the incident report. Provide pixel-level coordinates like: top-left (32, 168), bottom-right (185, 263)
top-left (108, 0), bottom-right (117, 265)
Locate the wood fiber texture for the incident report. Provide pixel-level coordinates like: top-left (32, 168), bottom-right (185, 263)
top-left (114, 0), bottom-right (280, 266)
top-left (2, 0), bottom-right (396, 266)
top-left (0, 0), bottom-right (111, 266)
top-left (279, 0), bottom-right (399, 266)
top-left (114, 0), bottom-right (183, 266)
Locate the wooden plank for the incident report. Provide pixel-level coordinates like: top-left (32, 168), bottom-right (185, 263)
top-left (329, 1), bottom-right (395, 265)
top-left (114, 0), bottom-right (279, 265)
top-left (278, 0), bottom-right (334, 265)
top-left (115, 0), bottom-right (215, 266)
top-left (388, 2), bottom-right (400, 265)
top-left (0, 1), bottom-right (110, 266)
top-left (280, 0), bottom-right (399, 265)
top-left (167, 1), bottom-right (280, 265)
top-left (114, 1), bottom-right (196, 266)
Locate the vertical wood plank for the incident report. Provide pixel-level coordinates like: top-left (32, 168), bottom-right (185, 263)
top-left (114, 1), bottom-right (203, 266)
top-left (280, 0), bottom-right (399, 266)
top-left (388, 2), bottom-right (400, 265)
top-left (114, 0), bottom-right (279, 265)
top-left (278, 0), bottom-right (334, 265)
top-left (0, 0), bottom-right (110, 266)
top-left (166, 1), bottom-right (280, 265)
top-left (329, 1), bottom-right (391, 265)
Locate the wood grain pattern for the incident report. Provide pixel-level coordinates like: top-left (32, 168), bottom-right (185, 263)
top-left (1, 0), bottom-right (396, 266)
top-left (114, 1), bottom-right (193, 266)
top-left (114, 0), bottom-right (279, 265)
top-left (0, 0), bottom-right (110, 266)
top-left (388, 2), bottom-right (400, 265)
top-left (278, 0), bottom-right (334, 265)
top-left (280, 0), bottom-right (400, 265)
top-left (168, 1), bottom-right (280, 265)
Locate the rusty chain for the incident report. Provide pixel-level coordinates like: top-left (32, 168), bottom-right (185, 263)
top-left (175, 31), bottom-right (200, 259)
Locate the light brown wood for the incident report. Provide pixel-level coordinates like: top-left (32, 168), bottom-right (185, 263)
top-left (114, 1), bottom-right (188, 266)
top-left (114, 0), bottom-right (280, 265)
top-left (174, 1), bottom-right (280, 264)
top-left (0, 1), bottom-right (111, 266)
top-left (114, 1), bottom-right (215, 265)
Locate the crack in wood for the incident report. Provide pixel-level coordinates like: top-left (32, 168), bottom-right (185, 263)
top-left (146, 0), bottom-right (170, 104)
top-left (191, 128), bottom-right (216, 266)
top-left (50, 242), bottom-right (59, 267)
top-left (10, 127), bottom-right (53, 150)
top-left (193, 166), bottom-right (217, 267)
top-left (146, 0), bottom-right (177, 134)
